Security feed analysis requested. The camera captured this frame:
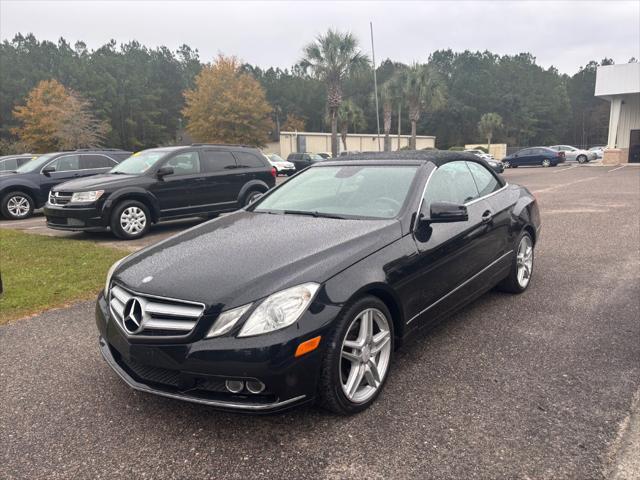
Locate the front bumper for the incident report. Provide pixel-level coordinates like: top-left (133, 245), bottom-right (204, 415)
top-left (44, 203), bottom-right (107, 231)
top-left (96, 291), bottom-right (337, 412)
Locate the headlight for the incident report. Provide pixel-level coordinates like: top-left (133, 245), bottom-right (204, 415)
top-left (206, 304), bottom-right (252, 338)
top-left (104, 256), bottom-right (127, 293)
top-left (238, 283), bottom-right (320, 337)
top-left (70, 190), bottom-right (104, 203)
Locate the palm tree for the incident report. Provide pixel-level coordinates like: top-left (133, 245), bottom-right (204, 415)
top-left (477, 112), bottom-right (503, 154)
top-left (404, 64), bottom-right (446, 149)
top-left (337, 100), bottom-right (366, 151)
top-left (301, 29), bottom-right (369, 157)
top-left (380, 71), bottom-right (405, 151)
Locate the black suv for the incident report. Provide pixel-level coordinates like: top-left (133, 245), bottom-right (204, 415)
top-left (44, 144), bottom-right (276, 239)
top-left (0, 149), bottom-right (131, 220)
top-left (286, 152), bottom-right (325, 172)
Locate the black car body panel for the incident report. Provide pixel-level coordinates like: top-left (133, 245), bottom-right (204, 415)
top-left (44, 145), bottom-right (276, 232)
top-left (0, 149), bottom-right (130, 210)
top-left (97, 151), bottom-right (540, 411)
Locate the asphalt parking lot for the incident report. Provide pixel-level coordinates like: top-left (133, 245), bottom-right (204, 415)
top-left (1, 164), bottom-right (639, 479)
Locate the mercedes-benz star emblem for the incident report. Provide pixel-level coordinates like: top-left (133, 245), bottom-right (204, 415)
top-left (123, 297), bottom-right (144, 334)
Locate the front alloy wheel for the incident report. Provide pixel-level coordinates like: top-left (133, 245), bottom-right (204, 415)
top-left (497, 231), bottom-right (535, 293)
top-left (318, 296), bottom-right (394, 414)
top-left (503, 160), bottom-right (511, 168)
top-left (542, 159), bottom-right (551, 167)
top-left (1, 191), bottom-right (34, 219)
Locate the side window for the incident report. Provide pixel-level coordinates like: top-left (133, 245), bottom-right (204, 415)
top-left (47, 155), bottom-right (80, 172)
top-left (424, 161), bottom-right (479, 206)
top-left (518, 149), bottom-right (531, 156)
top-left (80, 154), bottom-right (117, 169)
top-left (164, 152), bottom-right (201, 176)
top-left (0, 158), bottom-right (18, 171)
top-left (234, 152), bottom-right (265, 168)
top-left (201, 150), bottom-right (236, 173)
top-left (466, 161), bottom-right (500, 197)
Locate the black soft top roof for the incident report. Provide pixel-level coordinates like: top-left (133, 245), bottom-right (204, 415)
top-left (327, 150), bottom-right (483, 167)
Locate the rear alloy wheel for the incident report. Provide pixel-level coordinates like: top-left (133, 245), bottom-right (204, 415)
top-left (577, 155), bottom-right (587, 164)
top-left (318, 296), bottom-right (394, 414)
top-left (110, 200), bottom-right (150, 240)
top-left (542, 159), bottom-right (551, 167)
top-left (1, 191), bottom-right (34, 220)
top-left (497, 231), bottom-right (534, 293)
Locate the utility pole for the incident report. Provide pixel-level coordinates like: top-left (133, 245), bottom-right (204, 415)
top-left (370, 21), bottom-right (381, 151)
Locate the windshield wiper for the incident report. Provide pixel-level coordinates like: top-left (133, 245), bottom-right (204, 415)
top-left (282, 210), bottom-right (349, 220)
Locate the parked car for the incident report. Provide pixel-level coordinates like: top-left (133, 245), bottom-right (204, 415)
top-left (98, 151), bottom-right (540, 414)
top-left (502, 147), bottom-right (565, 168)
top-left (589, 146), bottom-right (606, 159)
top-left (464, 150), bottom-right (503, 173)
top-left (45, 144), bottom-right (276, 239)
top-left (0, 149), bottom-right (131, 220)
top-left (287, 152), bottom-right (325, 172)
top-left (264, 153), bottom-right (296, 176)
top-left (549, 145), bottom-right (597, 163)
top-left (0, 154), bottom-right (36, 172)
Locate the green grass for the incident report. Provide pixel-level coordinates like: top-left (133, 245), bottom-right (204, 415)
top-left (0, 229), bottom-right (127, 324)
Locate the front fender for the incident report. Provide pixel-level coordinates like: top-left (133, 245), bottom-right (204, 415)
top-left (103, 188), bottom-right (161, 221)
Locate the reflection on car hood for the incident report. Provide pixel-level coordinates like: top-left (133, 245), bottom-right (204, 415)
top-left (116, 211), bottom-right (402, 309)
top-left (52, 173), bottom-right (143, 191)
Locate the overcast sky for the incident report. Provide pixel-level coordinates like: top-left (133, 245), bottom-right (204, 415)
top-left (2, 0), bottom-right (639, 74)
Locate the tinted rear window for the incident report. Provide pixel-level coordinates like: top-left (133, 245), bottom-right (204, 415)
top-left (234, 152), bottom-right (265, 168)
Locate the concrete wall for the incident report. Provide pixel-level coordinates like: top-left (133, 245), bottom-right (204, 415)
top-left (464, 143), bottom-right (507, 160)
top-left (273, 131), bottom-right (436, 158)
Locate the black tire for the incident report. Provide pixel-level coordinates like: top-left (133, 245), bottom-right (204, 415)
top-left (317, 295), bottom-right (394, 415)
top-left (1, 191), bottom-right (35, 220)
top-left (541, 159), bottom-right (551, 167)
top-left (577, 155), bottom-right (587, 164)
top-left (497, 231), bottom-right (534, 294)
top-left (243, 190), bottom-right (263, 206)
top-left (110, 200), bottom-right (151, 240)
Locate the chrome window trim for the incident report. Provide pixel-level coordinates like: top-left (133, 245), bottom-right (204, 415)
top-left (99, 338), bottom-right (306, 411)
top-left (406, 249), bottom-right (514, 325)
top-left (40, 153), bottom-right (117, 174)
top-left (413, 162), bottom-right (509, 231)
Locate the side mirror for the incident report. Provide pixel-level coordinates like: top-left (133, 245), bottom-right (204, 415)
top-left (156, 166), bottom-right (174, 179)
top-left (42, 166), bottom-right (56, 176)
top-left (420, 201), bottom-right (468, 224)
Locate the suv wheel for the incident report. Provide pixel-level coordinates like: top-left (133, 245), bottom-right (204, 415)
top-left (244, 190), bottom-right (263, 206)
top-left (110, 200), bottom-right (150, 240)
top-left (1, 191), bottom-right (34, 220)
top-left (318, 296), bottom-right (394, 414)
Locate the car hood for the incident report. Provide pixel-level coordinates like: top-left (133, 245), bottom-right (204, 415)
top-left (115, 211), bottom-right (402, 309)
top-left (52, 173), bottom-right (144, 191)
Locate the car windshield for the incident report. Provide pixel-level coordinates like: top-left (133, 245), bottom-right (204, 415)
top-left (15, 154), bottom-right (56, 173)
top-left (111, 150), bottom-right (168, 174)
top-left (254, 165), bottom-right (418, 219)
top-left (268, 154), bottom-right (286, 162)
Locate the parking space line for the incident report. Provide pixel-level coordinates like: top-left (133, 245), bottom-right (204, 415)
top-left (552, 165), bottom-right (578, 173)
top-left (607, 165), bottom-right (626, 173)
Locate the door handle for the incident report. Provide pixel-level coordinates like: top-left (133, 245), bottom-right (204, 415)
top-left (481, 210), bottom-right (493, 223)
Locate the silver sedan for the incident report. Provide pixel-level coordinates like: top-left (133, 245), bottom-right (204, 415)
top-left (549, 145), bottom-right (598, 163)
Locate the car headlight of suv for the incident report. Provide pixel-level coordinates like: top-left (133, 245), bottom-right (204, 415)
top-left (70, 190), bottom-right (104, 203)
top-left (238, 283), bottom-right (320, 337)
top-left (104, 255), bottom-right (128, 293)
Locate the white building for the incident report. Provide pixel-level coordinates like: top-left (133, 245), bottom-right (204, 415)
top-left (595, 63), bottom-right (640, 164)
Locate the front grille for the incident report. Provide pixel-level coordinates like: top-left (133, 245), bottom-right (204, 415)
top-left (109, 284), bottom-right (204, 337)
top-left (126, 357), bottom-right (181, 387)
top-left (49, 191), bottom-right (72, 205)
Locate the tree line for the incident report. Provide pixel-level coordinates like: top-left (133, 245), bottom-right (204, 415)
top-left (0, 32), bottom-right (625, 155)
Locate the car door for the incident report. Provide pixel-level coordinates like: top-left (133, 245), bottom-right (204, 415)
top-left (149, 150), bottom-right (201, 217)
top-left (196, 149), bottom-right (241, 211)
top-left (403, 161), bottom-right (496, 327)
top-left (38, 154), bottom-right (84, 198)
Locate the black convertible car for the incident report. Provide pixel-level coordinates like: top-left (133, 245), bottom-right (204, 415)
top-left (98, 151), bottom-right (540, 414)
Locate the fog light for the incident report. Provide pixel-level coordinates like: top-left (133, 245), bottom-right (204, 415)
top-left (225, 380), bottom-right (244, 393)
top-left (246, 380), bottom-right (265, 394)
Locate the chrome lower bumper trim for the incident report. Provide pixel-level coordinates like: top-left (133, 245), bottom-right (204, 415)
top-left (99, 338), bottom-right (306, 411)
